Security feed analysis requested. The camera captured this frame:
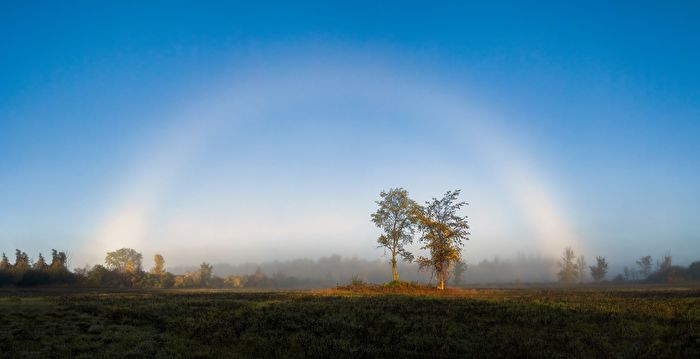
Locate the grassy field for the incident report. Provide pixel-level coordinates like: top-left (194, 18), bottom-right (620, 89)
top-left (1, 286), bottom-right (699, 358)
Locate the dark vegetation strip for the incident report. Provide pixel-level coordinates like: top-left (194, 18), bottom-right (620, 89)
top-left (1, 288), bottom-right (699, 358)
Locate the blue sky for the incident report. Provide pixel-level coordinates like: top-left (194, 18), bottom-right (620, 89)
top-left (1, 1), bottom-right (699, 268)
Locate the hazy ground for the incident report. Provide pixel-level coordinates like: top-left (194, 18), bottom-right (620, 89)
top-left (1, 286), bottom-right (699, 358)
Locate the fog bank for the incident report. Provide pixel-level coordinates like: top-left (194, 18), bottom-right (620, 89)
top-left (170, 254), bottom-right (559, 285)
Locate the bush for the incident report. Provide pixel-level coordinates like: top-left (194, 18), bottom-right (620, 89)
top-left (350, 274), bottom-right (366, 286)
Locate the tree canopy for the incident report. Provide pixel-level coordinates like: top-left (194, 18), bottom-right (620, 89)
top-left (371, 188), bottom-right (420, 281)
top-left (415, 190), bottom-right (470, 290)
top-left (105, 248), bottom-right (143, 273)
top-left (151, 254), bottom-right (166, 276)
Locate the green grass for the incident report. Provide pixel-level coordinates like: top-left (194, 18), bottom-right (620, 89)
top-left (1, 287), bottom-right (699, 358)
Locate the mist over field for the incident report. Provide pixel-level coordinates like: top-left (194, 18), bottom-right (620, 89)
top-left (168, 254), bottom-right (558, 285)
top-left (163, 253), bottom-right (694, 286)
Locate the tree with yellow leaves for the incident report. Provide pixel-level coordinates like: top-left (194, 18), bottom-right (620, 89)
top-left (416, 190), bottom-right (470, 290)
top-left (105, 248), bottom-right (143, 273)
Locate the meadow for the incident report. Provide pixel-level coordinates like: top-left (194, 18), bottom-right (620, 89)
top-left (1, 286), bottom-right (699, 358)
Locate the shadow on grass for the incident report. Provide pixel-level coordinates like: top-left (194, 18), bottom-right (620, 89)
top-left (1, 289), bottom-right (699, 358)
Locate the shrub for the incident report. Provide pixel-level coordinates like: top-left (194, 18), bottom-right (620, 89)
top-left (350, 274), bottom-right (366, 286)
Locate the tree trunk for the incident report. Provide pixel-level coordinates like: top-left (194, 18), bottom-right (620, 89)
top-left (391, 258), bottom-right (398, 282)
top-left (437, 271), bottom-right (445, 290)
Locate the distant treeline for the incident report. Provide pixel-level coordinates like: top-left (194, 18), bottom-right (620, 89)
top-left (2, 247), bottom-right (700, 288)
top-left (0, 249), bottom-right (74, 286)
top-left (0, 248), bottom-right (329, 289)
top-left (555, 247), bottom-right (700, 284)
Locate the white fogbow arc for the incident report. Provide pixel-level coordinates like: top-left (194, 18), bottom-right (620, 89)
top-left (88, 62), bottom-right (580, 263)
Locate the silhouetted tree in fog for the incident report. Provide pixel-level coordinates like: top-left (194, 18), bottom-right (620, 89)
top-left (371, 188), bottom-right (419, 282)
top-left (151, 254), bottom-right (166, 276)
top-left (689, 261), bottom-right (700, 281)
top-left (589, 256), bottom-right (608, 282)
top-left (623, 266), bottom-right (631, 281)
top-left (656, 254), bottom-right (672, 273)
top-left (451, 260), bottom-right (467, 286)
top-left (199, 262), bottom-right (213, 286)
top-left (636, 256), bottom-right (653, 279)
top-left (416, 190), bottom-right (470, 290)
top-left (576, 255), bottom-right (587, 283)
top-left (647, 254), bottom-right (689, 283)
top-left (557, 247), bottom-right (578, 283)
